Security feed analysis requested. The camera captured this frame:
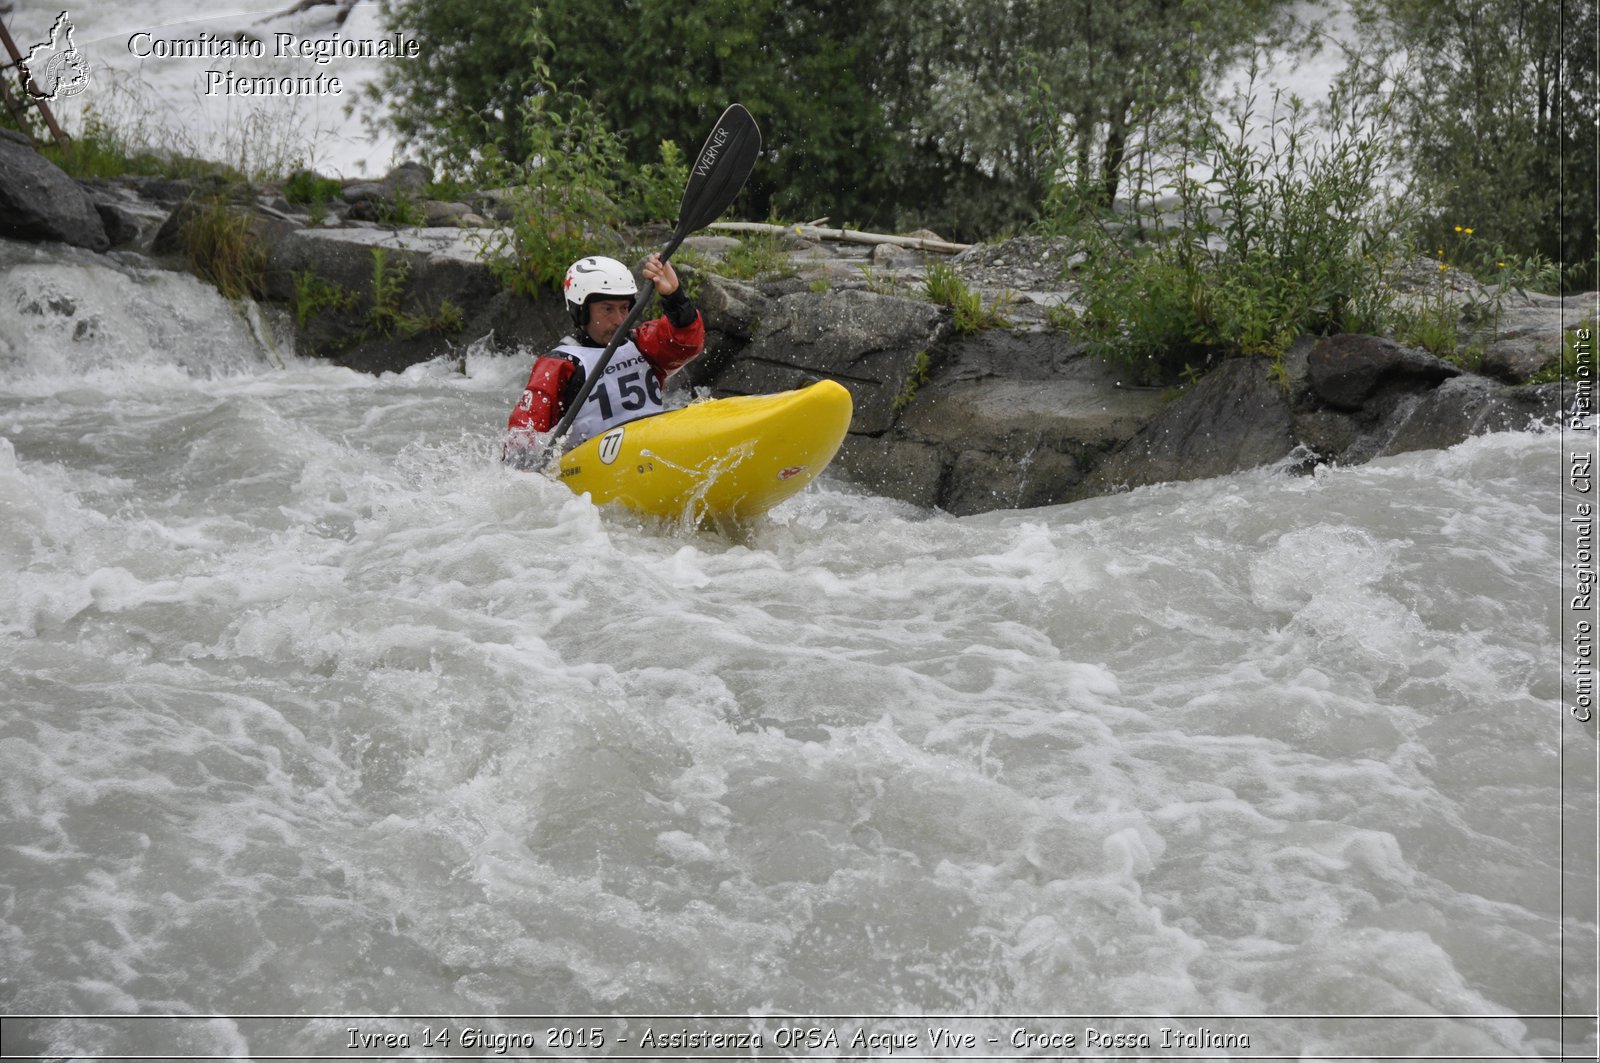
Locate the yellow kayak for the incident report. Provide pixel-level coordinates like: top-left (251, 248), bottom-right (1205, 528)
top-left (555, 380), bottom-right (853, 521)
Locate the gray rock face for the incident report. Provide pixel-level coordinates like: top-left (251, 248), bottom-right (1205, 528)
top-left (829, 330), bottom-right (1165, 513)
top-left (1478, 292), bottom-right (1598, 381)
top-left (1307, 333), bottom-right (1461, 410)
top-left (1376, 376), bottom-right (1565, 458)
top-left (262, 227), bottom-right (566, 372)
top-left (0, 138), bottom-right (108, 251)
top-left (715, 289), bottom-right (947, 434)
top-left (1088, 357), bottom-right (1296, 492)
top-left (688, 270), bottom-right (1572, 513)
top-left (87, 189), bottom-right (170, 251)
top-left (1282, 332), bottom-right (1565, 466)
top-left (1480, 329), bottom-right (1564, 383)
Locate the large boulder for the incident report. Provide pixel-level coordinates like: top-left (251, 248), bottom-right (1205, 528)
top-left (832, 435), bottom-right (949, 508)
top-left (1087, 356), bottom-right (1297, 492)
top-left (1306, 333), bottom-right (1460, 410)
top-left (1376, 376), bottom-right (1566, 458)
top-left (89, 191), bottom-right (170, 251)
top-left (1480, 327), bottom-right (1566, 383)
top-left (692, 273), bottom-right (771, 340)
top-left (0, 133), bottom-right (109, 251)
top-left (680, 273), bottom-right (774, 388)
top-left (1478, 292), bottom-right (1598, 382)
top-left (1285, 330), bottom-right (1567, 465)
top-left (713, 289), bottom-right (948, 434)
top-left (260, 226), bottom-right (565, 370)
top-left (854, 330), bottom-right (1166, 513)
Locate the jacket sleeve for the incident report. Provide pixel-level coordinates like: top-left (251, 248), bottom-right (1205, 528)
top-left (502, 354), bottom-right (578, 464)
top-left (632, 288), bottom-right (705, 377)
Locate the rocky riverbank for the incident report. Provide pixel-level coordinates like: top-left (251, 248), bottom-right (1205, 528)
top-left (2, 136), bottom-right (1591, 516)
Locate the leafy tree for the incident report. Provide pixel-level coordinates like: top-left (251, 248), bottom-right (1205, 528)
top-left (1347, 0), bottom-right (1597, 289)
top-left (373, 0), bottom-right (549, 165)
top-left (873, 0), bottom-right (1299, 232)
top-left (374, 0), bottom-right (1302, 239)
top-left (534, 0), bottom-right (900, 227)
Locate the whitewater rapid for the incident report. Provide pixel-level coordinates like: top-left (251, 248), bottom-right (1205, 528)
top-left (0, 240), bottom-right (1594, 1060)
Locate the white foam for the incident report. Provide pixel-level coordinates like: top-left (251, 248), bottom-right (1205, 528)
top-left (0, 325), bottom-right (1577, 1055)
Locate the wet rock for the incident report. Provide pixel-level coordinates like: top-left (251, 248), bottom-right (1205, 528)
top-left (714, 289), bottom-right (948, 434)
top-left (1307, 333), bottom-right (1461, 410)
top-left (867, 331), bottom-right (1165, 512)
top-left (0, 137), bottom-right (108, 251)
top-left (90, 193), bottom-right (168, 251)
top-left (1291, 408), bottom-right (1363, 463)
top-left (1480, 328), bottom-right (1565, 382)
top-left (1087, 357), bottom-right (1296, 491)
top-left (832, 436), bottom-right (947, 508)
top-left (681, 274), bottom-right (772, 387)
top-left (693, 274), bottom-right (770, 339)
top-left (1376, 376), bottom-right (1565, 458)
top-left (943, 446), bottom-right (1087, 515)
top-left (260, 226), bottom-right (565, 370)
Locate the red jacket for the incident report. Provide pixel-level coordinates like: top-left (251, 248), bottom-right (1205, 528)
top-left (504, 309), bottom-right (705, 461)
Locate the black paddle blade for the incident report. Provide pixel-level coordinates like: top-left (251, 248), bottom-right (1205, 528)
top-left (677, 103), bottom-right (761, 235)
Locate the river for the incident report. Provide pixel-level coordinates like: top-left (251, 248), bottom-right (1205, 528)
top-left (0, 239), bottom-right (1594, 1060)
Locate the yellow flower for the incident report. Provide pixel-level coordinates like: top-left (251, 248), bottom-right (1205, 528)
top-left (1464, 227), bottom-right (1474, 235)
top-left (1497, 261), bottom-right (1506, 268)
top-left (1455, 225), bottom-right (1463, 232)
top-left (1439, 263), bottom-right (1448, 271)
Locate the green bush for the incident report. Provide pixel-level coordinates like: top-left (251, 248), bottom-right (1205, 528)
top-left (715, 230), bottom-right (796, 281)
top-left (1347, 0), bottom-right (1596, 292)
top-left (291, 270), bottom-right (360, 328)
top-left (1059, 76), bottom-right (1409, 382)
top-left (290, 251), bottom-right (462, 342)
top-left (1387, 227), bottom-right (1563, 368)
top-left (367, 249), bottom-right (463, 336)
top-left (627, 140), bottom-right (690, 226)
top-left (470, 90), bottom-right (628, 295)
top-left (284, 170), bottom-right (344, 206)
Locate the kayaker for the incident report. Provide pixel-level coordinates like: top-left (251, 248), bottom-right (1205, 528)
top-left (502, 253), bottom-right (705, 467)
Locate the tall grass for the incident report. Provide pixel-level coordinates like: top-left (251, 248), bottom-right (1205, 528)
top-left (25, 70), bottom-right (328, 185)
top-left (1050, 72), bottom-right (1412, 383)
top-left (181, 198), bottom-right (268, 300)
top-left (922, 263), bottom-right (1014, 334)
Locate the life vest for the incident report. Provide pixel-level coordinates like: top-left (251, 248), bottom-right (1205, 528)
top-left (552, 336), bottom-right (667, 447)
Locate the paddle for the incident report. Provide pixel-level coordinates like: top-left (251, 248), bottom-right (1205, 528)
top-left (539, 103), bottom-right (762, 461)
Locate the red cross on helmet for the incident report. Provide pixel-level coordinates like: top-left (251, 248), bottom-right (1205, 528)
top-left (563, 256), bottom-right (637, 328)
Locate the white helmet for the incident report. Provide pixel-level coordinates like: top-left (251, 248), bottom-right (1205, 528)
top-left (563, 256), bottom-right (637, 327)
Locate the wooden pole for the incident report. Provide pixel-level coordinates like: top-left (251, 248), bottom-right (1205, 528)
top-left (708, 220), bottom-right (972, 255)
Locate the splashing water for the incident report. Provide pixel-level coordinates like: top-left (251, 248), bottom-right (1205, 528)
top-left (0, 242), bottom-right (1592, 1060)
